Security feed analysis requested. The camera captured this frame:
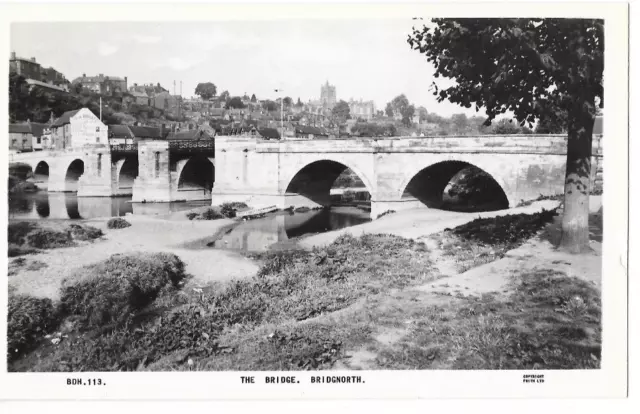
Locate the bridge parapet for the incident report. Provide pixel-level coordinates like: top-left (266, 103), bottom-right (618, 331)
top-left (213, 134), bottom-right (603, 156)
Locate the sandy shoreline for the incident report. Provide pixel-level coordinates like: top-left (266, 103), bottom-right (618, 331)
top-left (8, 214), bottom-right (259, 300)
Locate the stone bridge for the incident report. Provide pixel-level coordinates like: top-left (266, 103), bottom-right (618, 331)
top-left (212, 134), bottom-right (603, 218)
top-left (9, 140), bottom-right (215, 203)
top-left (9, 134), bottom-right (603, 219)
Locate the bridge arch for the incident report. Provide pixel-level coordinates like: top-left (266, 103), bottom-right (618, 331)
top-left (115, 156), bottom-right (138, 194)
top-left (64, 159), bottom-right (85, 192)
top-left (283, 159), bottom-right (374, 208)
top-left (33, 161), bottom-right (50, 188)
top-left (177, 155), bottom-right (215, 194)
top-left (399, 160), bottom-right (511, 211)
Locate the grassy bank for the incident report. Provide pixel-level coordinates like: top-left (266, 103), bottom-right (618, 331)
top-left (8, 221), bottom-right (103, 257)
top-left (8, 207), bottom-right (600, 371)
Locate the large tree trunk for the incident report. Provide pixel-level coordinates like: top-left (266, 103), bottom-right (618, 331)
top-left (559, 106), bottom-right (595, 253)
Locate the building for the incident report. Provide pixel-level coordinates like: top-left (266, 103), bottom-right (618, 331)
top-left (129, 89), bottom-right (150, 105)
top-left (9, 123), bottom-right (34, 152)
top-left (348, 99), bottom-right (376, 121)
top-left (294, 125), bottom-right (329, 139)
top-left (72, 73), bottom-right (128, 96)
top-left (151, 91), bottom-right (182, 115)
top-left (50, 108), bottom-right (108, 150)
top-left (320, 81), bottom-right (337, 109)
top-left (9, 52), bottom-right (42, 80)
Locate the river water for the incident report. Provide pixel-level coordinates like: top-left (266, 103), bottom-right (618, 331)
top-left (8, 192), bottom-right (371, 252)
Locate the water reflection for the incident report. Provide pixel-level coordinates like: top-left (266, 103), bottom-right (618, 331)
top-left (205, 207), bottom-right (371, 252)
top-left (8, 193), bottom-right (206, 220)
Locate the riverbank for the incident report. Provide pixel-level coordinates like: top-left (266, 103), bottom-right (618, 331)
top-left (8, 214), bottom-right (259, 300)
top-left (8, 197), bottom-right (602, 372)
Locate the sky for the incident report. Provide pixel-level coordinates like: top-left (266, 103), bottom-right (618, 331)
top-left (10, 20), bottom-right (485, 118)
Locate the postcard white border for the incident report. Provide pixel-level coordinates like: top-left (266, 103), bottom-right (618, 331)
top-left (0, 1), bottom-right (629, 401)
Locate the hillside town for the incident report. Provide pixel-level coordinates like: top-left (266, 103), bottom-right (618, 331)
top-left (9, 50), bottom-right (583, 155)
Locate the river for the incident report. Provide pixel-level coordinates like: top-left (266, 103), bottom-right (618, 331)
top-left (8, 192), bottom-right (371, 252)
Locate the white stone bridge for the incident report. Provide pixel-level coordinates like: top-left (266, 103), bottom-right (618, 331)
top-left (9, 134), bottom-right (603, 219)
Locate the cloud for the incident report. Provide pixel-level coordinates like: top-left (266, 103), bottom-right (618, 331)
top-left (98, 42), bottom-right (119, 56)
top-left (133, 34), bottom-right (162, 44)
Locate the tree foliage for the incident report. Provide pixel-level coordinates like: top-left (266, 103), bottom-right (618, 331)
top-left (332, 100), bottom-right (351, 122)
top-left (226, 96), bottom-right (246, 109)
top-left (408, 18), bottom-right (604, 252)
top-left (194, 82), bottom-right (217, 100)
top-left (387, 94), bottom-right (415, 126)
top-left (251, 94), bottom-right (257, 103)
top-left (262, 100), bottom-right (278, 112)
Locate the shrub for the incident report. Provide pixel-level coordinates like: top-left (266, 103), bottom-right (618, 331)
top-left (8, 294), bottom-right (59, 361)
top-left (186, 212), bottom-right (198, 220)
top-left (59, 252), bottom-right (186, 327)
top-left (8, 222), bottom-right (37, 245)
top-left (197, 208), bottom-right (223, 220)
top-left (69, 224), bottom-right (104, 240)
top-left (8, 244), bottom-right (39, 257)
top-left (106, 217), bottom-right (131, 229)
top-left (26, 229), bottom-right (73, 249)
top-left (219, 203), bottom-right (237, 218)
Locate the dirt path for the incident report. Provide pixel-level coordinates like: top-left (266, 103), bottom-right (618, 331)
top-left (330, 205), bottom-right (603, 370)
top-left (8, 214), bottom-right (259, 300)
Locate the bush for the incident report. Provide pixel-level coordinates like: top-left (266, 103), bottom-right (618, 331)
top-left (8, 244), bottom-right (39, 257)
top-left (198, 208), bottom-right (223, 220)
top-left (26, 229), bottom-right (73, 249)
top-left (8, 294), bottom-right (60, 361)
top-left (59, 252), bottom-right (186, 327)
top-left (107, 217), bottom-right (131, 229)
top-left (69, 224), bottom-right (104, 240)
top-left (219, 203), bottom-right (237, 218)
top-left (8, 222), bottom-right (37, 245)
top-left (186, 212), bottom-right (198, 220)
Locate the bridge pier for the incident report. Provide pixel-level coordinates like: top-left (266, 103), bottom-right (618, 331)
top-left (131, 141), bottom-right (172, 203)
top-left (77, 148), bottom-right (115, 197)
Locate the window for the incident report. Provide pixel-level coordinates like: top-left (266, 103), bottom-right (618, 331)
top-left (37, 137), bottom-right (41, 144)
top-left (97, 154), bottom-right (102, 175)
top-left (96, 126), bottom-right (100, 132)
top-left (96, 137), bottom-right (100, 143)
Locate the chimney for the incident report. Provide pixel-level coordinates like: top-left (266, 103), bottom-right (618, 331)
top-left (99, 73), bottom-right (104, 77)
top-left (82, 73), bottom-right (86, 77)
top-left (30, 57), bottom-right (36, 62)
top-left (10, 51), bottom-right (16, 60)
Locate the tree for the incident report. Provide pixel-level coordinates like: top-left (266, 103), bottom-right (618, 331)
top-left (388, 94), bottom-right (415, 126)
top-left (283, 96), bottom-right (293, 107)
top-left (194, 82), bottom-right (217, 100)
top-left (226, 96), bottom-right (246, 109)
top-left (251, 94), bottom-right (257, 103)
top-left (296, 97), bottom-right (304, 107)
top-left (417, 106), bottom-right (429, 122)
top-left (332, 100), bottom-right (351, 122)
top-left (491, 118), bottom-right (522, 134)
top-left (218, 90), bottom-right (230, 103)
top-left (408, 18), bottom-right (603, 252)
top-left (451, 113), bottom-right (469, 134)
top-left (262, 100), bottom-right (278, 112)
top-left (385, 102), bottom-right (394, 117)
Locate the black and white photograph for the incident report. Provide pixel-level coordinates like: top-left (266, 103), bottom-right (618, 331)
top-left (0, 0), bottom-right (629, 401)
